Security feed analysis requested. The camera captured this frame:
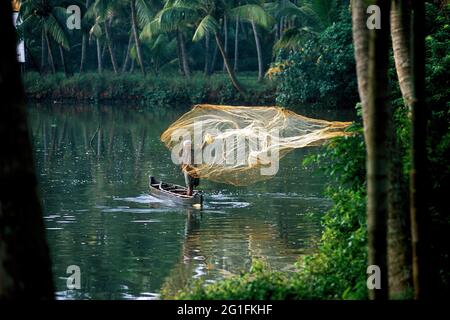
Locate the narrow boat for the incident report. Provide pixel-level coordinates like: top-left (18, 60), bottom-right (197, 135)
top-left (149, 176), bottom-right (203, 206)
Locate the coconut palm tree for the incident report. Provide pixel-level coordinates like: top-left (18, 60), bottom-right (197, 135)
top-left (141, 0), bottom-right (193, 77)
top-left (143, 0), bottom-right (273, 93)
top-left (266, 0), bottom-right (336, 51)
top-left (365, 0), bottom-right (392, 300)
top-left (130, 0), bottom-right (162, 75)
top-left (86, 0), bottom-right (121, 74)
top-left (80, 0), bottom-right (91, 73)
top-left (230, 1), bottom-right (275, 81)
top-left (19, 0), bottom-right (70, 74)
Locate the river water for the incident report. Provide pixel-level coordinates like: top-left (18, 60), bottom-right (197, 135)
top-left (27, 103), bottom-right (352, 300)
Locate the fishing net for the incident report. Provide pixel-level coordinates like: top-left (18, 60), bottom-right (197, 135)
top-left (161, 104), bottom-right (351, 186)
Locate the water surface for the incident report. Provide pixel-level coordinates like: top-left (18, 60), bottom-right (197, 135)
top-left (28, 103), bottom-right (350, 300)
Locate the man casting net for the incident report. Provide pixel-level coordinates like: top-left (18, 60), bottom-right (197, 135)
top-left (161, 104), bottom-right (351, 186)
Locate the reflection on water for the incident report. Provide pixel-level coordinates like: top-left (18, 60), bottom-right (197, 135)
top-left (27, 103), bottom-right (345, 300)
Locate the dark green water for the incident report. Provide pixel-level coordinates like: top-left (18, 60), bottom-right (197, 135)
top-left (27, 103), bottom-right (350, 300)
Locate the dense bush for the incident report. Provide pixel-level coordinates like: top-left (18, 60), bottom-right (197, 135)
top-left (275, 9), bottom-right (358, 110)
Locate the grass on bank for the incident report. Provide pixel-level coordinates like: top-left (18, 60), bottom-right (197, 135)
top-left (23, 71), bottom-right (276, 106)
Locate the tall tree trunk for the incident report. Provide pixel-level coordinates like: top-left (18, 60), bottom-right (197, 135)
top-left (204, 32), bottom-right (210, 76)
top-left (96, 38), bottom-right (102, 73)
top-left (79, 0), bottom-right (90, 73)
top-left (130, 57), bottom-right (135, 73)
top-left (104, 20), bottom-right (118, 74)
top-left (101, 42), bottom-right (107, 61)
top-left (409, 0), bottom-right (430, 300)
top-left (210, 40), bottom-right (218, 74)
top-left (41, 28), bottom-right (46, 72)
top-left (0, 2), bottom-right (54, 299)
top-left (351, 0), bottom-right (369, 140)
top-left (279, 16), bottom-right (284, 39)
top-left (214, 31), bottom-right (245, 95)
top-left (175, 30), bottom-right (185, 76)
top-left (251, 20), bottom-right (264, 82)
top-left (44, 29), bottom-right (55, 74)
top-left (391, 0), bottom-right (414, 106)
top-left (122, 32), bottom-right (133, 73)
top-left (80, 32), bottom-right (87, 73)
top-left (222, 16), bottom-right (228, 72)
top-left (131, 0), bottom-right (146, 75)
top-left (388, 0), bottom-right (413, 299)
top-left (59, 45), bottom-right (67, 76)
top-left (366, 0), bottom-right (391, 300)
top-left (234, 17), bottom-right (239, 72)
top-left (387, 127), bottom-right (412, 299)
top-left (178, 31), bottom-right (190, 78)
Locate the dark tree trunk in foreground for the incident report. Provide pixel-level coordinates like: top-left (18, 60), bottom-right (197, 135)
top-left (388, 0), bottom-right (413, 298)
top-left (387, 127), bottom-right (412, 298)
top-left (0, 1), bottom-right (54, 299)
top-left (366, 0), bottom-right (391, 300)
top-left (214, 31), bottom-right (245, 95)
top-left (251, 20), bottom-right (264, 82)
top-left (351, 0), bottom-right (369, 141)
top-left (131, 0), bottom-right (146, 75)
top-left (391, 0), bottom-right (414, 106)
top-left (409, 0), bottom-right (430, 300)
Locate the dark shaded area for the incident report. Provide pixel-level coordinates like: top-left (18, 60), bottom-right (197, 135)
top-left (0, 1), bottom-right (54, 299)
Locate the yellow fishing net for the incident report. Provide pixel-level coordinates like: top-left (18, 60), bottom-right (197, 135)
top-left (161, 104), bottom-right (351, 186)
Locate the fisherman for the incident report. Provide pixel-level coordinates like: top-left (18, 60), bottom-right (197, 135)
top-left (182, 140), bottom-right (200, 196)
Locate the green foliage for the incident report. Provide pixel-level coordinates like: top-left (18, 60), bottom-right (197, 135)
top-left (275, 7), bottom-right (358, 109)
top-left (19, 0), bottom-right (70, 49)
top-left (169, 260), bottom-right (298, 300)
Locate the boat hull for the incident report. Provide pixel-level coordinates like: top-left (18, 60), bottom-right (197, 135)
top-left (149, 176), bottom-right (203, 206)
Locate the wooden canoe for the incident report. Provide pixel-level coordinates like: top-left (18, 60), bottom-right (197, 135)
top-left (149, 176), bottom-right (203, 206)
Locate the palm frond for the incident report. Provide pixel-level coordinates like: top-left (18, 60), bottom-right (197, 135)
top-left (135, 0), bottom-right (155, 27)
top-left (45, 14), bottom-right (70, 49)
top-left (156, 6), bottom-right (198, 32)
top-left (273, 26), bottom-right (317, 51)
top-left (89, 22), bottom-right (103, 39)
top-left (192, 15), bottom-right (219, 42)
top-left (230, 4), bottom-right (274, 29)
top-left (140, 19), bottom-right (161, 40)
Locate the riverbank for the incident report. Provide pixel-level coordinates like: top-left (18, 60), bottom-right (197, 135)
top-left (23, 72), bottom-right (276, 107)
